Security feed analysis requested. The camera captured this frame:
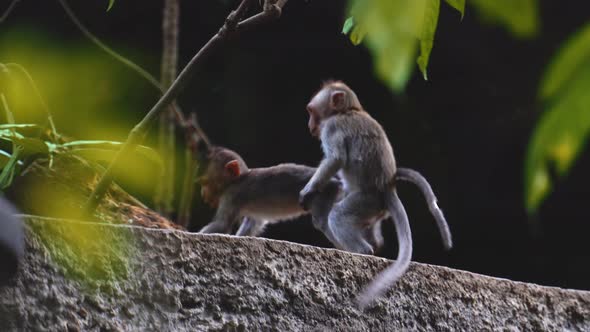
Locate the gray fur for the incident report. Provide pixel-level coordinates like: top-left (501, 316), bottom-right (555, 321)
top-left (301, 107), bottom-right (413, 309)
top-left (396, 167), bottom-right (452, 250)
top-left (356, 190), bottom-right (412, 308)
top-left (235, 217), bottom-right (267, 237)
top-left (302, 81), bottom-right (452, 309)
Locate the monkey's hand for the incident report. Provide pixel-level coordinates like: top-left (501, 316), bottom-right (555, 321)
top-left (299, 187), bottom-right (316, 211)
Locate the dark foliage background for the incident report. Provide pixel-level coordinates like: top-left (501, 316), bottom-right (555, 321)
top-left (4, 0), bottom-right (590, 290)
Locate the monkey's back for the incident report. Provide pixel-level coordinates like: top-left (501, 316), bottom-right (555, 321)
top-left (323, 111), bottom-right (396, 192)
top-left (227, 164), bottom-right (317, 221)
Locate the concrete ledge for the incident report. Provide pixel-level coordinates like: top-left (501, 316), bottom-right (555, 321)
top-left (0, 216), bottom-right (588, 331)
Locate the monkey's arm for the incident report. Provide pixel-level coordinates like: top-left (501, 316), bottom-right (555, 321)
top-left (199, 198), bottom-right (241, 234)
top-left (235, 217), bottom-right (267, 237)
top-left (300, 120), bottom-right (347, 209)
top-left (299, 157), bottom-right (342, 209)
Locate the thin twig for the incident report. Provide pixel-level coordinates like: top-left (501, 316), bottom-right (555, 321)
top-left (177, 113), bottom-right (200, 228)
top-left (178, 148), bottom-right (198, 227)
top-left (154, 0), bottom-right (181, 217)
top-left (238, 1), bottom-right (284, 30)
top-left (57, 0), bottom-right (161, 90)
top-left (0, 93), bottom-right (23, 189)
top-left (186, 112), bottom-right (211, 149)
top-left (57, 0), bottom-right (187, 122)
top-left (0, 0), bottom-right (19, 23)
top-left (5, 63), bottom-right (59, 140)
top-left (85, 0), bottom-right (287, 214)
top-left (58, 0), bottom-right (197, 217)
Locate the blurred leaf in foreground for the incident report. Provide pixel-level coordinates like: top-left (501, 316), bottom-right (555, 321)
top-left (444, 0), bottom-right (465, 19)
top-left (417, 0), bottom-right (441, 80)
top-left (469, 0), bottom-right (539, 38)
top-left (343, 0), bottom-right (463, 93)
top-left (525, 22), bottom-right (590, 213)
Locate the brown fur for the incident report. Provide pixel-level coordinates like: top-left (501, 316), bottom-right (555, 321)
top-left (198, 145), bottom-right (342, 242)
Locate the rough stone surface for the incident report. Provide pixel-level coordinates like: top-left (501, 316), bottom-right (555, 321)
top-left (0, 216), bottom-right (588, 331)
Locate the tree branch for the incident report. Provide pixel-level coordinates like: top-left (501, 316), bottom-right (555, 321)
top-left (0, 0), bottom-right (19, 23)
top-left (84, 0), bottom-right (288, 214)
top-left (4, 63), bottom-right (59, 141)
top-left (177, 113), bottom-right (200, 228)
top-left (57, 0), bottom-right (162, 90)
top-left (154, 0), bottom-right (181, 217)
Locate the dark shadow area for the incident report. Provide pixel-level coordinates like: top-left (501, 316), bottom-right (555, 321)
top-left (2, 0), bottom-right (589, 290)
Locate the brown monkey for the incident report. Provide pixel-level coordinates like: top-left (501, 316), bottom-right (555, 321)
top-left (197, 144), bottom-right (343, 244)
top-left (300, 80), bottom-right (452, 308)
top-left (183, 113), bottom-right (343, 243)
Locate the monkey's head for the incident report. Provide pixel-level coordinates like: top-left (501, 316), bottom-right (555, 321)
top-left (199, 147), bottom-right (248, 208)
top-left (306, 80), bottom-right (362, 138)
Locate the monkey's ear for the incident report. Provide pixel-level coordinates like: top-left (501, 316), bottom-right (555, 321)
top-left (224, 160), bottom-right (241, 178)
top-left (330, 90), bottom-right (346, 110)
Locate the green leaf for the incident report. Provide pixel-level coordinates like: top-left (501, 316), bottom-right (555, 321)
top-left (469, 0), bottom-right (539, 38)
top-left (107, 0), bottom-right (115, 11)
top-left (62, 140), bottom-right (164, 170)
top-left (344, 0), bottom-right (429, 92)
top-left (417, 0), bottom-right (441, 80)
top-left (525, 24), bottom-right (590, 213)
top-left (343, 0), bottom-right (462, 92)
top-left (539, 22), bottom-right (590, 100)
top-left (0, 135), bottom-right (50, 158)
top-left (0, 149), bottom-right (19, 169)
top-left (9, 137), bottom-right (50, 157)
top-left (342, 17), bottom-right (355, 35)
top-left (0, 124), bottom-right (41, 130)
top-left (0, 146), bottom-right (22, 190)
top-left (0, 130), bottom-right (24, 139)
top-left (444, 0), bottom-right (465, 18)
top-left (342, 16), bottom-right (367, 46)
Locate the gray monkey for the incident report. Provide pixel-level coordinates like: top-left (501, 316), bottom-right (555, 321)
top-left (300, 80), bottom-right (452, 308)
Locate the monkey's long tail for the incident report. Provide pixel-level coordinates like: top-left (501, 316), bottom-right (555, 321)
top-left (396, 167), bottom-right (453, 250)
top-left (356, 189), bottom-right (412, 309)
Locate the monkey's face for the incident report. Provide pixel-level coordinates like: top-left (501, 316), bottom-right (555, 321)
top-left (307, 87), bottom-right (348, 138)
top-left (198, 163), bottom-right (227, 208)
top-left (306, 107), bottom-right (321, 138)
top-left (306, 89), bottom-right (330, 138)
top-left (199, 155), bottom-right (243, 208)
top-left (199, 176), bottom-right (220, 208)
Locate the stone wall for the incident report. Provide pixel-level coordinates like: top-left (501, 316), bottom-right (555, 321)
top-left (0, 216), bottom-right (588, 331)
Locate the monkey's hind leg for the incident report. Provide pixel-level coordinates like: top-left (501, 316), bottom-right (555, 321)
top-left (365, 219), bottom-right (385, 254)
top-left (236, 217), bottom-right (267, 237)
top-left (328, 191), bottom-right (383, 255)
top-left (309, 180), bottom-right (342, 247)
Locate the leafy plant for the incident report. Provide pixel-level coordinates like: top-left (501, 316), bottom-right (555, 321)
top-left (85, 0), bottom-right (288, 214)
top-left (343, 0), bottom-right (541, 93)
top-left (0, 94), bottom-right (22, 189)
top-left (0, 63), bottom-right (163, 193)
top-left (343, 0), bottom-right (464, 92)
top-left (525, 22), bottom-right (590, 213)
top-left (468, 0), bottom-right (539, 38)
